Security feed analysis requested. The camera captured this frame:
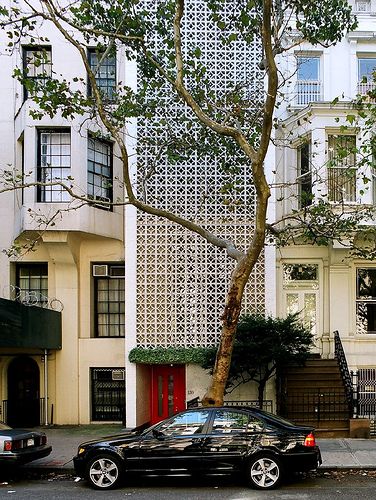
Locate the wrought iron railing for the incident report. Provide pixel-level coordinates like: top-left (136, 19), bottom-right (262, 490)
top-left (281, 390), bottom-right (349, 424)
top-left (334, 330), bottom-right (354, 415)
top-left (186, 398), bottom-right (273, 413)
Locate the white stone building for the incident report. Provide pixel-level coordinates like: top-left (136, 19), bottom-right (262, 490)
top-left (275, 0), bottom-right (376, 410)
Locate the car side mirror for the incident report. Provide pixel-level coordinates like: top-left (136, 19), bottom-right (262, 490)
top-left (152, 428), bottom-right (165, 440)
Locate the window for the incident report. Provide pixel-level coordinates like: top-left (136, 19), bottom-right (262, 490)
top-left (91, 368), bottom-right (125, 421)
top-left (88, 48), bottom-right (116, 100)
top-left (156, 410), bottom-right (210, 437)
top-left (37, 129), bottom-right (71, 202)
top-left (358, 57), bottom-right (376, 95)
top-left (94, 264), bottom-right (125, 337)
top-left (211, 410), bottom-right (263, 434)
top-left (296, 56), bottom-right (321, 106)
top-left (88, 136), bottom-right (113, 206)
top-left (297, 141), bottom-right (312, 208)
top-left (23, 46), bottom-right (52, 100)
top-left (283, 264), bottom-right (319, 337)
top-left (355, 0), bottom-right (371, 12)
top-left (356, 269), bottom-right (376, 334)
top-left (16, 263), bottom-right (48, 307)
top-left (327, 135), bottom-right (356, 203)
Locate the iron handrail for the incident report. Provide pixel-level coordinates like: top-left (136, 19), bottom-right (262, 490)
top-left (334, 330), bottom-right (354, 415)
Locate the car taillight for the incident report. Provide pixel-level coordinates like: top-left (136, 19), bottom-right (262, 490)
top-left (304, 433), bottom-right (316, 447)
top-left (4, 441), bottom-right (12, 451)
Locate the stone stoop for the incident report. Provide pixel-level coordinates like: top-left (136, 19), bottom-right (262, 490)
top-left (279, 358), bottom-right (350, 437)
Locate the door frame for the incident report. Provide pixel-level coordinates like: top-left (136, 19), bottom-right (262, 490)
top-left (150, 364), bottom-right (186, 424)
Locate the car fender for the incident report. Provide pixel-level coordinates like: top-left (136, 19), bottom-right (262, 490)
top-left (84, 445), bottom-right (126, 465)
top-left (246, 445), bottom-right (282, 464)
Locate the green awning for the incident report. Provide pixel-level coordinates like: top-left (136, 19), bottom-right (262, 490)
top-left (0, 298), bottom-right (62, 349)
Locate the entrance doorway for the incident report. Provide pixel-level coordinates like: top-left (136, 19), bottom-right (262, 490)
top-left (150, 365), bottom-right (186, 424)
top-left (7, 357), bottom-right (40, 427)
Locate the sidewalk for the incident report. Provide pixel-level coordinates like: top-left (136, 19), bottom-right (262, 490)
top-left (20, 425), bottom-right (376, 473)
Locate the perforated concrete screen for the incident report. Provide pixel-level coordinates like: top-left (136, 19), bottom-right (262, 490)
top-left (136, 0), bottom-right (265, 348)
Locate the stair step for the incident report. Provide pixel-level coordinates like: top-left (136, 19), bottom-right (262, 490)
top-left (282, 365), bottom-right (340, 375)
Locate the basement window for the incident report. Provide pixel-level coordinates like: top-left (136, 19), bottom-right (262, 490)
top-left (356, 268), bottom-right (376, 334)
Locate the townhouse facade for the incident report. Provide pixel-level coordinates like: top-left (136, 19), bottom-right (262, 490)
top-left (275, 0), bottom-right (376, 399)
top-left (0, 1), bottom-right (276, 428)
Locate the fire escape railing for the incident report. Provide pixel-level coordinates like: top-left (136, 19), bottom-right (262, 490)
top-left (334, 330), bottom-right (354, 416)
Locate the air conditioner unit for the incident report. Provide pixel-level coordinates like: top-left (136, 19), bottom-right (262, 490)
top-left (93, 264), bottom-right (108, 277)
top-left (110, 266), bottom-right (125, 277)
top-left (112, 370), bottom-right (125, 381)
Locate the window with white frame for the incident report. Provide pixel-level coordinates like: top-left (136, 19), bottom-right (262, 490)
top-left (23, 46), bottom-right (52, 100)
top-left (296, 55), bottom-right (321, 106)
top-left (327, 134), bottom-right (356, 203)
top-left (358, 57), bottom-right (376, 95)
top-left (37, 129), bottom-right (71, 202)
top-left (283, 264), bottom-right (319, 338)
top-left (356, 268), bottom-right (376, 334)
top-left (88, 48), bottom-right (116, 101)
top-left (297, 140), bottom-right (312, 208)
top-left (87, 135), bottom-right (113, 207)
top-left (355, 0), bottom-right (371, 12)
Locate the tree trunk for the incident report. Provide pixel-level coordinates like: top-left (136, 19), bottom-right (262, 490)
top-left (201, 259), bottom-right (253, 407)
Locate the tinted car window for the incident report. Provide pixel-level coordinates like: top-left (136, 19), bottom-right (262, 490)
top-left (211, 410), bottom-right (264, 434)
top-left (157, 410), bottom-right (210, 437)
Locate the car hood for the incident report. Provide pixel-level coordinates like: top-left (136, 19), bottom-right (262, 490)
top-left (78, 431), bottom-right (141, 448)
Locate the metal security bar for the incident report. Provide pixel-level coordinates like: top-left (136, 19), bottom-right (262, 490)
top-left (91, 368), bottom-right (125, 422)
top-left (280, 390), bottom-right (350, 424)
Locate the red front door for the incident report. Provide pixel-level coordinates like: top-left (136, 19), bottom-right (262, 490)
top-left (150, 365), bottom-right (186, 424)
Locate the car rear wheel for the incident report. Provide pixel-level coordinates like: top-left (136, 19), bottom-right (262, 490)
top-left (86, 453), bottom-right (123, 490)
top-left (247, 454), bottom-right (282, 490)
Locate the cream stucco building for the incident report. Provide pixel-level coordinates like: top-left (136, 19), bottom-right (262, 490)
top-left (0, 1), bottom-right (277, 428)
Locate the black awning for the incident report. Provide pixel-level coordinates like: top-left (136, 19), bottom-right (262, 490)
top-left (0, 298), bottom-right (62, 349)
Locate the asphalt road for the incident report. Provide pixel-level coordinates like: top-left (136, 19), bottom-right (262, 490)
top-left (0, 471), bottom-right (376, 499)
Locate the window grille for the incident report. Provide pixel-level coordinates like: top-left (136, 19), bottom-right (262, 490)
top-left (91, 368), bottom-right (125, 422)
top-left (37, 129), bottom-right (71, 202)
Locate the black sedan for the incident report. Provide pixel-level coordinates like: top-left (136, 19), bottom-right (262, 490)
top-left (0, 422), bottom-right (52, 466)
top-left (73, 407), bottom-right (321, 490)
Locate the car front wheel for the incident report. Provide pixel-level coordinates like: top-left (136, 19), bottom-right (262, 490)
top-left (247, 453), bottom-right (282, 490)
top-left (86, 453), bottom-right (123, 490)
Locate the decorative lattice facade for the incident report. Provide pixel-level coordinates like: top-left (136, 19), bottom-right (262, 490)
top-left (136, 0), bottom-right (265, 348)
